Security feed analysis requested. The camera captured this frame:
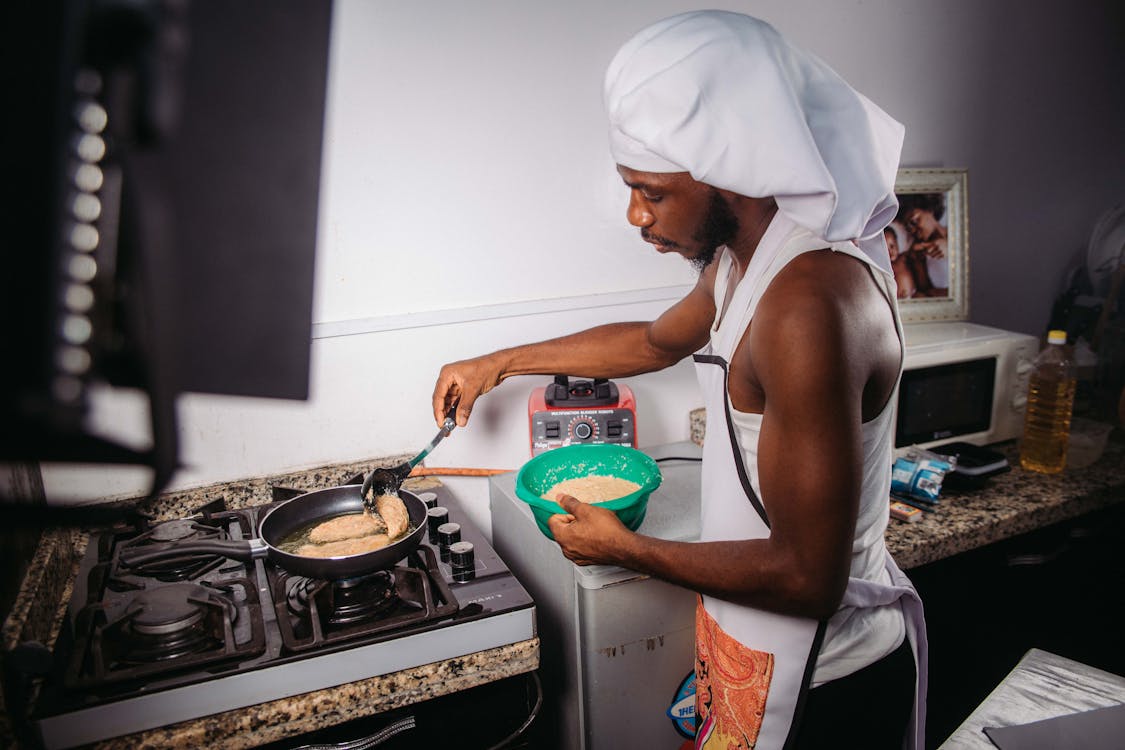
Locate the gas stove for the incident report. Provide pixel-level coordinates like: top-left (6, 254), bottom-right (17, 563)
top-left (31, 482), bottom-right (536, 749)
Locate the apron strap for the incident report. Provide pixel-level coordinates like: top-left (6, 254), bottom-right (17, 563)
top-left (839, 554), bottom-right (929, 750)
top-left (692, 353), bottom-right (770, 527)
top-left (781, 619), bottom-right (829, 750)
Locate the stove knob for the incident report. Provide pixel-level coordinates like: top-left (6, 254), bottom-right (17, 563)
top-left (449, 541), bottom-right (476, 582)
top-left (426, 507), bottom-right (449, 543)
top-left (437, 522), bottom-right (461, 561)
top-left (418, 491), bottom-right (438, 509)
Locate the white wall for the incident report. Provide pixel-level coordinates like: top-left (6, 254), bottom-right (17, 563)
top-left (315, 1), bottom-right (700, 321)
top-left (42, 1), bottom-right (1124, 535)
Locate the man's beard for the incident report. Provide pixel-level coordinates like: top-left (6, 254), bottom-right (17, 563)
top-left (688, 190), bottom-right (739, 272)
top-left (639, 190), bottom-right (740, 273)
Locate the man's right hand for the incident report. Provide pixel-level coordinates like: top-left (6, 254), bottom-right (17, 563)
top-left (431, 354), bottom-right (506, 428)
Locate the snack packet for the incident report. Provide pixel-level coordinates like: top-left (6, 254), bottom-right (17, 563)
top-left (891, 447), bottom-right (957, 503)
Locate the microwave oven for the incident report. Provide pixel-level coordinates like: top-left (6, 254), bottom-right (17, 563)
top-left (895, 321), bottom-right (1040, 451)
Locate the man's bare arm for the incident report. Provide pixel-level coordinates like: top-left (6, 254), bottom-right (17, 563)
top-left (549, 255), bottom-right (885, 619)
top-left (432, 268), bottom-right (718, 427)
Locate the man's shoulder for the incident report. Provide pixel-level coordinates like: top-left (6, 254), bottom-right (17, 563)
top-left (762, 248), bottom-right (860, 306)
top-left (755, 248), bottom-right (891, 345)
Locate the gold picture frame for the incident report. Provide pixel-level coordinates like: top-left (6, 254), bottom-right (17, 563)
top-left (889, 168), bottom-right (969, 322)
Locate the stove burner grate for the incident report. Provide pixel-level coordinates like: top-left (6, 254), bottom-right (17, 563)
top-left (118, 584), bottom-right (224, 663)
top-left (287, 570), bottom-right (400, 627)
top-left (113, 517), bottom-right (245, 582)
top-left (273, 545), bottom-right (459, 652)
top-left (65, 578), bottom-right (265, 689)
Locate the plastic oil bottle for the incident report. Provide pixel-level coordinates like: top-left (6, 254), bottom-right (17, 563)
top-left (1019, 330), bottom-right (1077, 474)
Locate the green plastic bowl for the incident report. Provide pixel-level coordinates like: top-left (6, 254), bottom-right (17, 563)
top-left (514, 444), bottom-right (662, 540)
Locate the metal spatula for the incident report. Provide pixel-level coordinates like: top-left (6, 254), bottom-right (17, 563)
top-left (361, 407), bottom-right (458, 505)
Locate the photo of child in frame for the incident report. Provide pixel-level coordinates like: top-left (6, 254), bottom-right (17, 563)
top-left (887, 192), bottom-right (950, 299)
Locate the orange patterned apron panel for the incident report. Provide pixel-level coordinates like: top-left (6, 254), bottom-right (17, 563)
top-left (694, 600), bottom-right (775, 750)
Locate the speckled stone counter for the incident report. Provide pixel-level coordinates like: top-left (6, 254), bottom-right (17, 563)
top-left (884, 439), bottom-right (1124, 570)
top-left (1, 458), bottom-right (537, 749)
top-left (119, 452), bottom-right (430, 521)
top-left (4, 435), bottom-right (1122, 746)
top-left (690, 410), bottom-right (1124, 571)
top-left (89, 638), bottom-right (539, 750)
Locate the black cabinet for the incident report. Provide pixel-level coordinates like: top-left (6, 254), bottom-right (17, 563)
top-left (259, 671), bottom-right (544, 750)
top-left (908, 503), bottom-right (1125, 748)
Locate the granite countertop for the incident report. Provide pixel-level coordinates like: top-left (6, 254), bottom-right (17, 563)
top-left (692, 405), bottom-right (1125, 570)
top-left (90, 638), bottom-right (540, 750)
top-left (884, 438), bottom-right (1125, 570)
top-left (1, 460), bottom-right (538, 750)
top-left (4, 432), bottom-right (1122, 747)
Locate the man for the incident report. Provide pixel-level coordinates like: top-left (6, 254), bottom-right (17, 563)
top-left (432, 11), bottom-right (925, 750)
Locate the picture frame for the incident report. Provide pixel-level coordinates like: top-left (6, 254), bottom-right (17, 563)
top-left (888, 168), bottom-right (969, 322)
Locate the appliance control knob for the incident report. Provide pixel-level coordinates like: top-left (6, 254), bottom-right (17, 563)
top-left (449, 541), bottom-right (476, 582)
top-left (418, 491), bottom-right (438, 509)
top-left (437, 522), bottom-right (461, 561)
top-left (437, 521), bottom-right (461, 544)
top-left (573, 421), bottom-right (593, 440)
top-left (426, 507), bottom-right (449, 544)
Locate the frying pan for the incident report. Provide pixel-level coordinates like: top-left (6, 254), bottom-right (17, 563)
top-left (118, 486), bottom-right (428, 579)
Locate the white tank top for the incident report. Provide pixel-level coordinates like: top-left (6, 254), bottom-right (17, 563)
top-left (700, 212), bottom-right (906, 686)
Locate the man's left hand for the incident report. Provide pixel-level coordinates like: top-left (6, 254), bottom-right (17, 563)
top-left (547, 494), bottom-right (630, 566)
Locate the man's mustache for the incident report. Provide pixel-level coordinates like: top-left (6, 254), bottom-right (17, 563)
top-left (641, 228), bottom-right (680, 248)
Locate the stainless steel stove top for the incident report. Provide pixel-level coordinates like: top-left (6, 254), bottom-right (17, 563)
top-left (31, 484), bottom-right (535, 749)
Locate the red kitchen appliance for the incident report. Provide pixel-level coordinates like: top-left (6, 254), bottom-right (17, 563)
top-left (528, 376), bottom-right (636, 456)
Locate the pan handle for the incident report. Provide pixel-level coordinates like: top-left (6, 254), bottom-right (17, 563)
top-left (119, 538), bottom-right (268, 567)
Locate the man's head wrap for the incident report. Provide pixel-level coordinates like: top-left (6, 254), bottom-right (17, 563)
top-left (604, 10), bottom-right (904, 275)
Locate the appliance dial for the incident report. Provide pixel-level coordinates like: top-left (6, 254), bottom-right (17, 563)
top-left (437, 522), bottom-right (461, 547)
top-left (426, 507), bottom-right (448, 544)
top-left (437, 522), bottom-right (461, 561)
top-left (570, 417), bottom-right (598, 441)
top-left (449, 541), bottom-right (476, 582)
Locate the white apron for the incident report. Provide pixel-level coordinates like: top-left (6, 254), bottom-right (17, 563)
top-left (691, 219), bottom-right (927, 750)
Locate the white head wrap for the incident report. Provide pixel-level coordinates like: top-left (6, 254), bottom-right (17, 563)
top-left (604, 10), bottom-right (904, 275)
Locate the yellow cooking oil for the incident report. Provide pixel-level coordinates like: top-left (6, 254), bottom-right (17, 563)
top-left (1019, 330), bottom-right (1076, 474)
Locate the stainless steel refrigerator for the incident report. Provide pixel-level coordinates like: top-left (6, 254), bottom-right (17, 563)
top-left (489, 442), bottom-right (703, 750)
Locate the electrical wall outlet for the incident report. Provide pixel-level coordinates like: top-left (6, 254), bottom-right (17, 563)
top-left (689, 408), bottom-right (706, 446)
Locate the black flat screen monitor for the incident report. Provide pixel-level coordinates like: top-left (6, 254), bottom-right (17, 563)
top-left (3, 0), bottom-right (332, 470)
